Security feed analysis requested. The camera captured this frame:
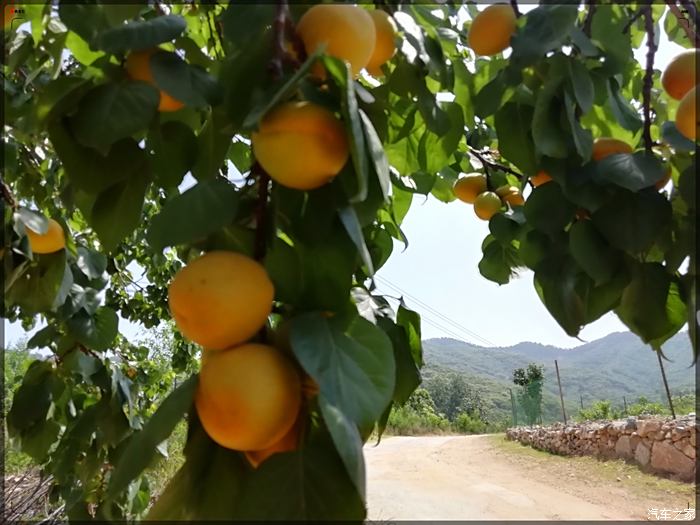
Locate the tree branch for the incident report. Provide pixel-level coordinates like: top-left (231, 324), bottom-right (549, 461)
top-left (0, 174), bottom-right (17, 209)
top-left (252, 163), bottom-right (270, 261)
top-left (642, 4), bottom-right (657, 153)
top-left (510, 0), bottom-right (521, 18)
top-left (665, 0), bottom-right (699, 46)
top-left (582, 0), bottom-right (597, 36)
top-left (622, 8), bottom-right (645, 34)
top-left (468, 146), bottom-right (525, 181)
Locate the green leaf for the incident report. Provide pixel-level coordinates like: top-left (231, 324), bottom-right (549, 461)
top-left (495, 102), bottom-right (537, 176)
top-left (62, 350), bottom-right (101, 382)
top-left (67, 306), bottom-right (119, 351)
top-left (7, 361), bottom-right (53, 434)
top-left (151, 121), bottom-right (198, 188)
top-left (474, 71), bottom-right (512, 119)
top-left (569, 220), bottom-right (619, 285)
top-left (397, 303), bottom-right (423, 367)
top-left (22, 419), bottom-right (61, 463)
top-left (221, 2), bottom-right (275, 51)
top-left (96, 15), bottom-right (186, 54)
top-left (58, 4), bottom-right (111, 45)
top-left (616, 263), bottom-right (687, 349)
top-left (7, 251), bottom-right (68, 315)
top-left (91, 171), bottom-right (150, 252)
top-left (593, 151), bottom-right (665, 191)
top-left (534, 255), bottom-right (585, 337)
top-left (70, 82), bottom-right (159, 154)
top-left (16, 207), bottom-right (48, 234)
top-left (479, 238), bottom-right (516, 285)
top-left (376, 317), bottom-right (421, 405)
top-left (590, 5), bottom-right (633, 73)
top-left (76, 246), bottom-right (107, 280)
top-left (147, 179), bottom-right (239, 251)
top-left (567, 59), bottom-right (594, 113)
top-left (524, 182), bottom-right (575, 235)
top-left (150, 51), bottom-right (221, 109)
top-left (323, 56), bottom-right (368, 204)
top-left (338, 206), bottom-right (374, 276)
top-left (360, 111), bottom-right (391, 201)
top-left (234, 429), bottom-right (366, 521)
top-left (510, 5), bottom-right (579, 67)
top-left (191, 108), bottom-right (233, 181)
top-left (49, 120), bottom-right (144, 194)
top-left (606, 78), bottom-right (643, 133)
top-left (27, 325), bottom-right (59, 350)
top-left (107, 376), bottom-right (198, 500)
top-left (318, 398), bottom-right (366, 499)
top-left (242, 48), bottom-right (324, 130)
top-left (532, 75), bottom-right (569, 158)
top-left (290, 313), bottom-right (395, 429)
top-left (592, 189), bottom-right (672, 255)
top-left (518, 228), bottom-right (550, 271)
top-left (564, 91), bottom-right (593, 161)
top-left (661, 121), bottom-right (696, 152)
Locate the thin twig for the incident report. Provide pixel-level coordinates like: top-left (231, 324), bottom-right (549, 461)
top-left (582, 0), bottom-right (597, 36)
top-left (622, 8), bottom-right (645, 34)
top-left (665, 0), bottom-right (699, 46)
top-left (468, 146), bottom-right (525, 180)
top-left (0, 174), bottom-right (17, 209)
top-left (252, 163), bottom-right (270, 261)
top-left (510, 0), bottom-right (521, 18)
top-left (642, 4), bottom-right (657, 153)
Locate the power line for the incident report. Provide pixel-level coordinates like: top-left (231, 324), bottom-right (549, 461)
top-left (376, 275), bottom-right (495, 347)
top-left (375, 275), bottom-right (496, 347)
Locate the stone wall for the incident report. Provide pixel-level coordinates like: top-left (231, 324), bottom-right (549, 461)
top-left (505, 415), bottom-right (697, 482)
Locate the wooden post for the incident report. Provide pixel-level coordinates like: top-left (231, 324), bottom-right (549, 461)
top-left (623, 395), bottom-right (628, 415)
top-left (656, 350), bottom-right (676, 419)
top-left (554, 360), bottom-right (567, 425)
top-left (580, 394), bottom-right (584, 410)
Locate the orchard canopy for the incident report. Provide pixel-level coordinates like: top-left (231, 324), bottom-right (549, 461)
top-left (2, 0), bottom-right (698, 521)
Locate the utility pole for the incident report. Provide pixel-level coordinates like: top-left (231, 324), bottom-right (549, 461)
top-left (554, 360), bottom-right (567, 425)
top-left (580, 394), bottom-right (584, 410)
top-left (656, 350), bottom-right (676, 419)
top-left (623, 395), bottom-right (628, 415)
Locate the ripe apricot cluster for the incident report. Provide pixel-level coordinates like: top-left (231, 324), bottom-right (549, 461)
top-left (453, 172), bottom-right (524, 221)
top-left (661, 49), bottom-right (697, 142)
top-left (168, 251), bottom-right (302, 466)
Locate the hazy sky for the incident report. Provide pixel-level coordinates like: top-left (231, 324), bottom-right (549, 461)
top-left (3, 8), bottom-right (686, 349)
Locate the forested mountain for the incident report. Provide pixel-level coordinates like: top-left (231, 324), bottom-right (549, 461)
top-left (422, 331), bottom-right (695, 423)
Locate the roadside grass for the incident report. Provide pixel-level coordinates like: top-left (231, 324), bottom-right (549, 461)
top-left (486, 434), bottom-right (697, 507)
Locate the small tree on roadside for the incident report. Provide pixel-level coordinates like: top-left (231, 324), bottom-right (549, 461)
top-left (513, 363), bottom-right (544, 425)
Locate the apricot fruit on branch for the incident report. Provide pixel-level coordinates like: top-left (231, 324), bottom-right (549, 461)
top-left (591, 137), bottom-right (633, 161)
top-left (26, 218), bottom-right (66, 254)
top-left (467, 4), bottom-right (517, 57)
top-left (251, 101), bottom-right (350, 190)
top-left (125, 49), bottom-right (185, 112)
top-left (661, 49), bottom-right (698, 101)
top-left (366, 10), bottom-right (398, 77)
top-left (474, 191), bottom-right (502, 221)
top-left (196, 343), bottom-right (301, 451)
top-left (168, 251), bottom-right (274, 350)
top-left (676, 85), bottom-right (697, 141)
top-left (297, 4), bottom-right (376, 77)
top-left (453, 173), bottom-right (487, 203)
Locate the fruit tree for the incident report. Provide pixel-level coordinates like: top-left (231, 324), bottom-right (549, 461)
top-left (2, 1), bottom-right (697, 521)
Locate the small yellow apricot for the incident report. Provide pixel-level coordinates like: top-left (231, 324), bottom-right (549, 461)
top-left (661, 49), bottom-right (698, 101)
top-left (251, 102), bottom-right (349, 190)
top-left (168, 251), bottom-right (274, 350)
top-left (474, 191), bottom-right (502, 221)
top-left (676, 86), bottom-right (697, 141)
top-left (468, 4), bottom-right (517, 57)
top-left (592, 137), bottom-right (633, 161)
top-left (26, 218), bottom-right (66, 254)
top-left (530, 170), bottom-right (552, 187)
top-left (125, 49), bottom-right (185, 113)
top-left (453, 173), bottom-right (487, 203)
top-left (196, 344), bottom-right (301, 451)
top-left (297, 4), bottom-right (376, 77)
top-left (366, 10), bottom-right (398, 77)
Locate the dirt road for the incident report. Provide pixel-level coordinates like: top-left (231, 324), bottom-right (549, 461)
top-left (365, 435), bottom-right (693, 520)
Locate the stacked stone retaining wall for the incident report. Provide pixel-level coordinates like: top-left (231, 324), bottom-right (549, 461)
top-left (505, 415), bottom-right (697, 482)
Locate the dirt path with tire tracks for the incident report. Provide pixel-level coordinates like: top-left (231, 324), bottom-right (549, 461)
top-left (364, 435), bottom-right (693, 520)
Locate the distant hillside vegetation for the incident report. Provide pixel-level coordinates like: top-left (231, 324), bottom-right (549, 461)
top-left (422, 331), bottom-right (695, 424)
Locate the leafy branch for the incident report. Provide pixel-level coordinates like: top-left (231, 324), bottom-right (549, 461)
top-left (467, 146), bottom-right (526, 188)
top-left (642, 4), bottom-right (657, 153)
top-left (665, 0), bottom-right (699, 46)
